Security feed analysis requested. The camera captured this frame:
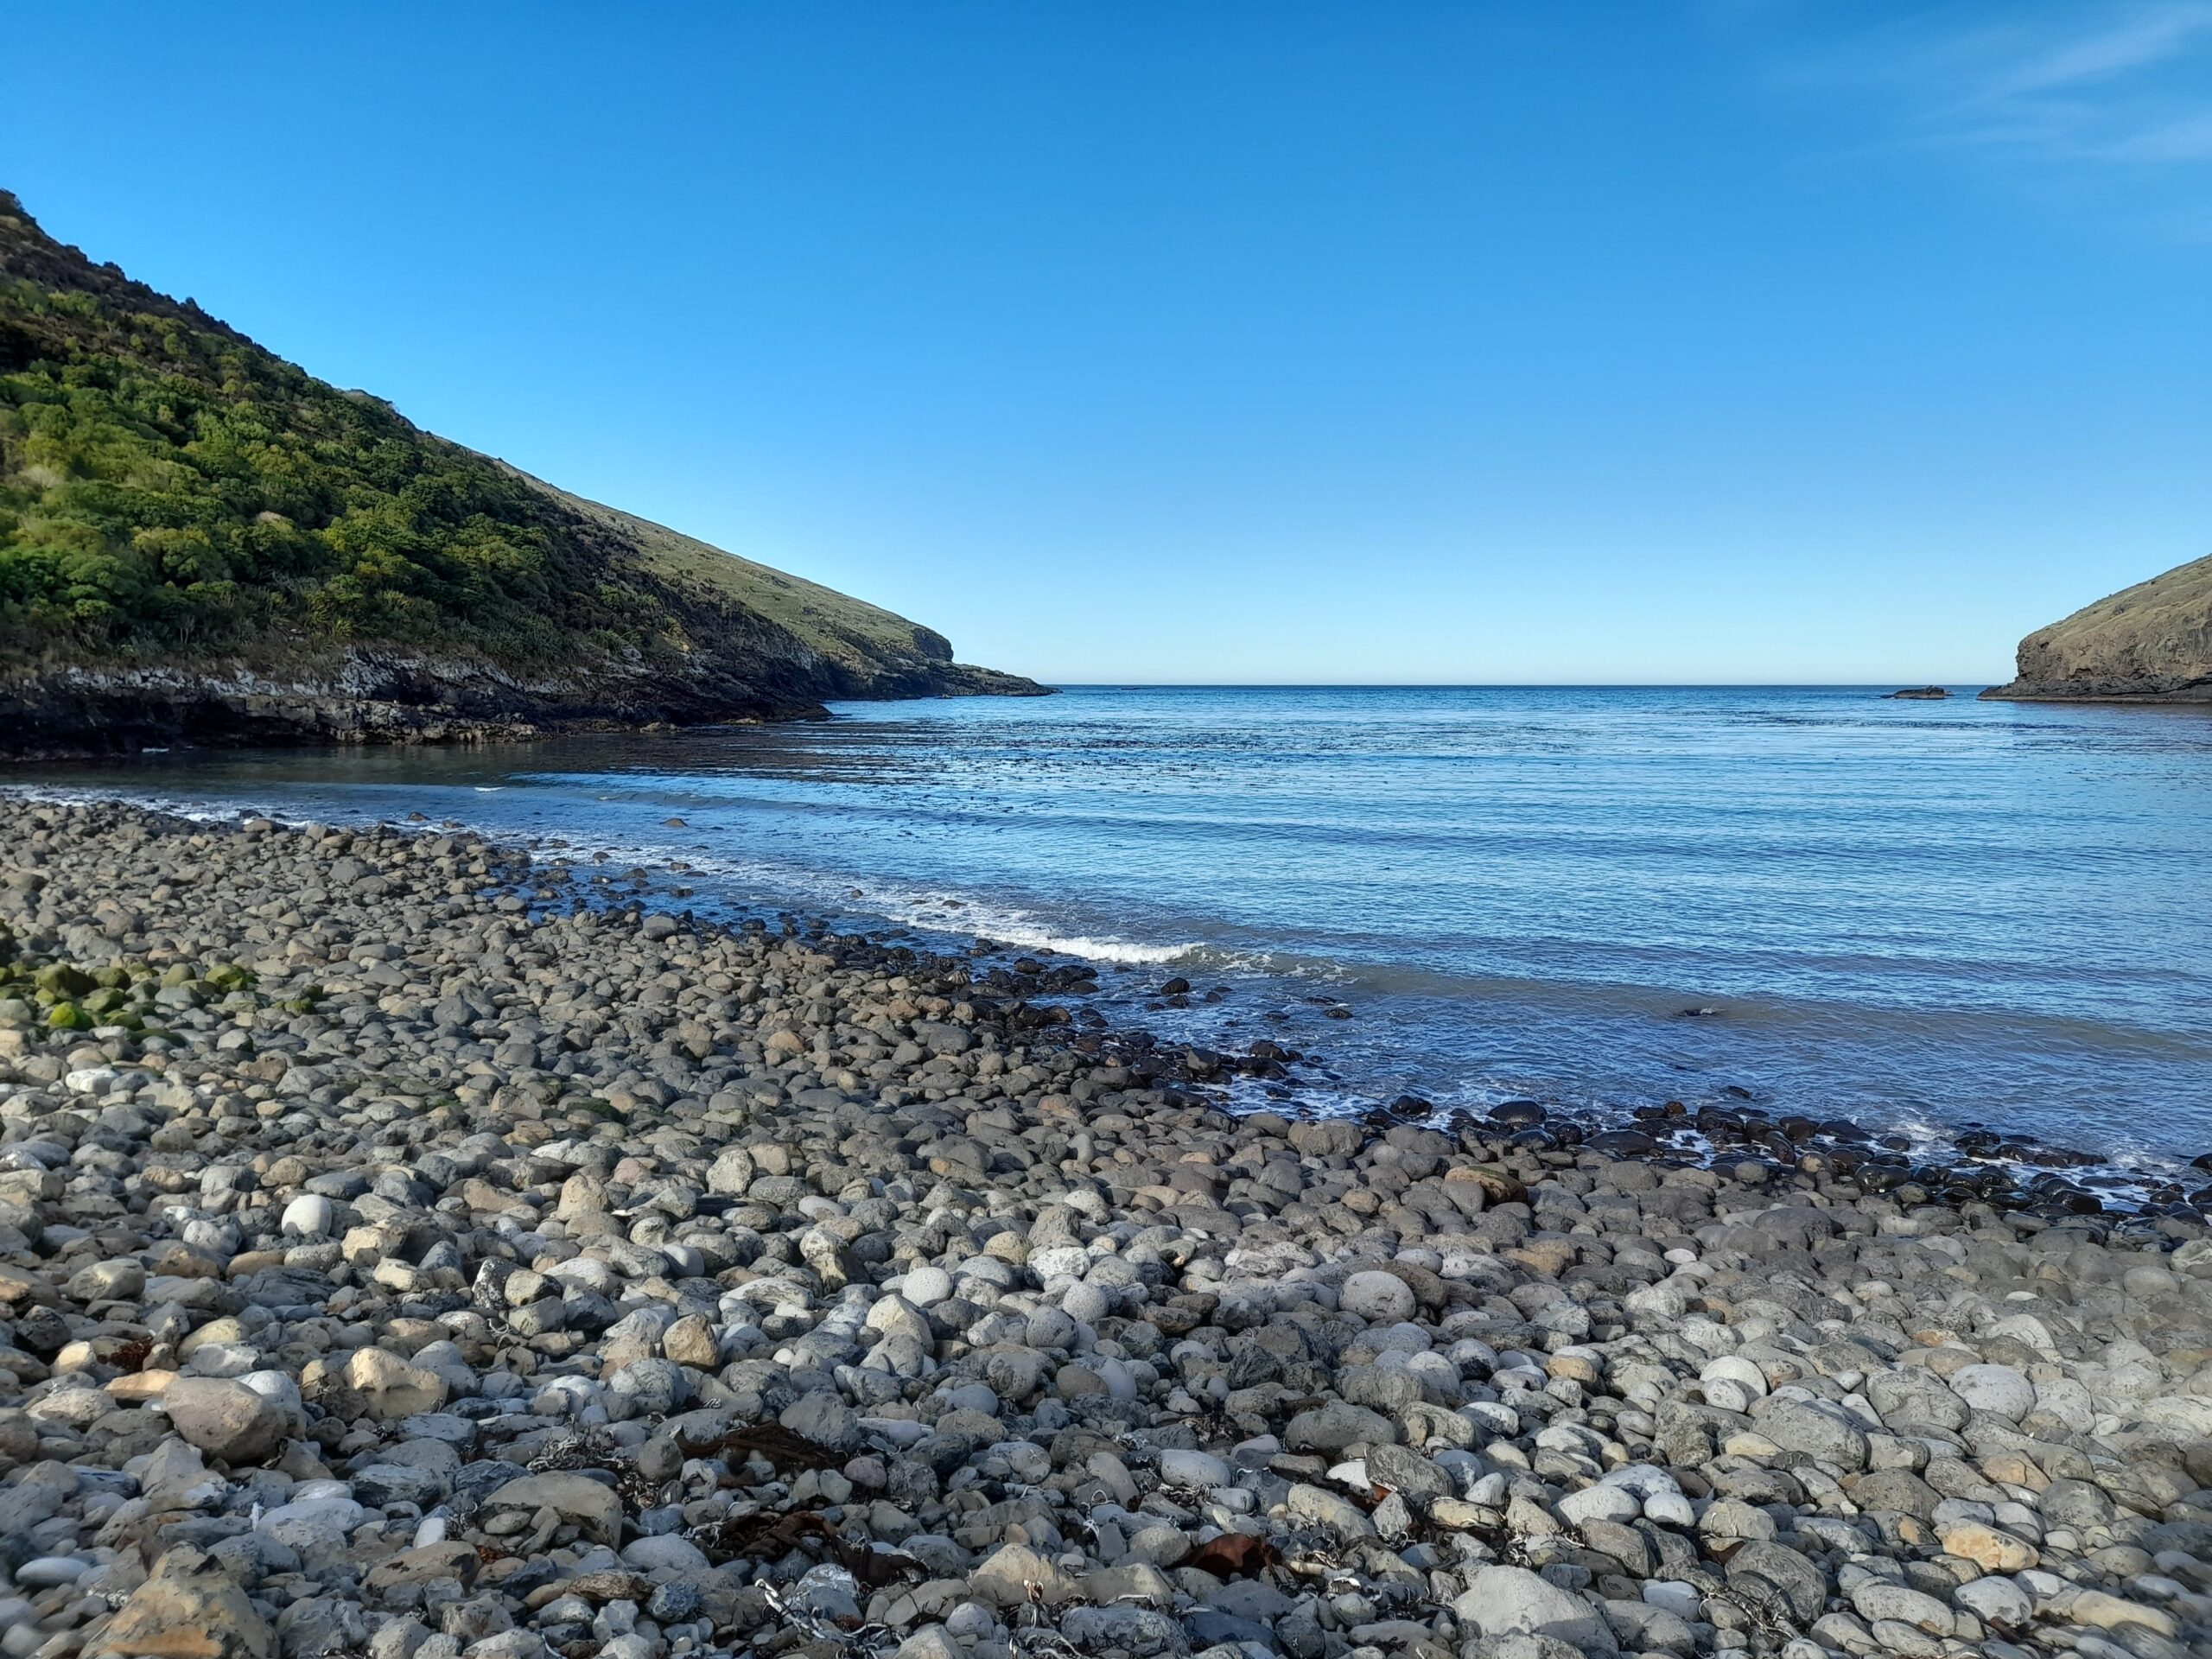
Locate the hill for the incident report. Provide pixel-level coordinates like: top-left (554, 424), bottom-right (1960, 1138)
top-left (0, 190), bottom-right (1041, 755)
top-left (1981, 554), bottom-right (2212, 703)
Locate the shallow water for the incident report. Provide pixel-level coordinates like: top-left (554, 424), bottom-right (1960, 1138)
top-left (23, 685), bottom-right (2212, 1169)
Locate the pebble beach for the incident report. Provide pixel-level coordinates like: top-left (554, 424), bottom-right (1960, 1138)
top-left (1, 795), bottom-right (2209, 1659)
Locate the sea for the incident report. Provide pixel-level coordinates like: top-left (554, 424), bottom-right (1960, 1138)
top-left (21, 685), bottom-right (2212, 1185)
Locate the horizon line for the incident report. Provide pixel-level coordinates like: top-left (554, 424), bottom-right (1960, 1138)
top-left (924, 680), bottom-right (2005, 691)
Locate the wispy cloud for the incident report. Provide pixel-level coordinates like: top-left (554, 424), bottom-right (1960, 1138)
top-left (1958, 3), bottom-right (2211, 103)
top-left (2106, 108), bottom-right (2212, 160)
top-left (1757, 2), bottom-right (2212, 179)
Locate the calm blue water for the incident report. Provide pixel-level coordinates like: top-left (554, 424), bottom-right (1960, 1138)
top-left (26, 686), bottom-right (2212, 1169)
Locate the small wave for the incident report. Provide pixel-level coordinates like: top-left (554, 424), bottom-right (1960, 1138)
top-left (822, 880), bottom-right (1194, 965)
top-left (448, 819), bottom-right (1204, 970)
top-left (1, 783), bottom-right (252, 825)
top-left (957, 923), bottom-right (1191, 965)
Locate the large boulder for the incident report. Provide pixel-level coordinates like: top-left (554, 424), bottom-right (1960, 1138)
top-left (99, 1545), bottom-right (276, 1659)
top-left (481, 1473), bottom-right (622, 1544)
top-left (1451, 1566), bottom-right (1617, 1651)
top-left (159, 1380), bottom-right (287, 1465)
top-left (969, 1543), bottom-right (1080, 1608)
top-left (346, 1348), bottom-right (448, 1420)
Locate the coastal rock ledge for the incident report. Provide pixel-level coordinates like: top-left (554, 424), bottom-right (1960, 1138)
top-left (1983, 553), bottom-right (2212, 702)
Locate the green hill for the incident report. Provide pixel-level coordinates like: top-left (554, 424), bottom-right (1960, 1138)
top-left (0, 189), bottom-right (1040, 754)
top-left (1982, 553), bottom-right (2212, 702)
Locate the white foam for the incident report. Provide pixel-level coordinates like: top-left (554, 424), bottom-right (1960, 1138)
top-left (959, 923), bottom-right (1190, 966)
top-left (419, 816), bottom-right (1198, 969)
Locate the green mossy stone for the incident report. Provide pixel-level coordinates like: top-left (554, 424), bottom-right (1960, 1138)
top-left (47, 1001), bottom-right (91, 1030)
top-left (35, 963), bottom-right (96, 998)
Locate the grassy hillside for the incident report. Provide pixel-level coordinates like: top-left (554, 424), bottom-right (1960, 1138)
top-left (0, 189), bottom-right (1036, 751)
top-left (1983, 553), bottom-right (2212, 702)
top-left (524, 472), bottom-right (964, 687)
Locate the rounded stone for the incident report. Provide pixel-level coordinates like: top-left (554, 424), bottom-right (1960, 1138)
top-left (903, 1266), bottom-right (953, 1307)
top-left (161, 1376), bottom-right (288, 1465)
top-left (620, 1534), bottom-right (710, 1573)
top-left (1341, 1270), bottom-right (1416, 1323)
top-left (13, 1558), bottom-right (91, 1588)
top-left (1451, 1566), bottom-right (1616, 1651)
top-left (1023, 1307), bottom-right (1077, 1351)
top-left (1700, 1355), bottom-right (1769, 1399)
top-left (1158, 1448), bottom-right (1231, 1489)
top-left (1061, 1281), bottom-right (1110, 1324)
top-left (1938, 1519), bottom-right (2038, 1572)
top-left (1948, 1363), bottom-right (2035, 1421)
top-left (1557, 1484), bottom-right (1641, 1528)
top-left (1954, 1576), bottom-right (2032, 1628)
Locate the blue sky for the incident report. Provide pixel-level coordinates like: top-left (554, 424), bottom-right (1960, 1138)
top-left (7, 2), bottom-right (2209, 683)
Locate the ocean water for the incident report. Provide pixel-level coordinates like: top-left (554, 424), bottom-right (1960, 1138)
top-left (24, 685), bottom-right (2212, 1174)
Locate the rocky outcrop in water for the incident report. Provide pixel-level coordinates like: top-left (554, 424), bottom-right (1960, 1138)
top-left (1983, 556), bottom-right (2212, 703)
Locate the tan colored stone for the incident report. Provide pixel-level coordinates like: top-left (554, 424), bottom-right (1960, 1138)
top-left (1506, 1240), bottom-right (1576, 1277)
top-left (345, 1346), bottom-right (446, 1419)
top-left (362, 1542), bottom-right (481, 1592)
top-left (1979, 1452), bottom-right (2048, 1491)
top-left (1936, 1519), bottom-right (2037, 1573)
top-left (2069, 1592), bottom-right (2175, 1637)
top-left (340, 1224), bottom-right (400, 1267)
top-left (1721, 1432), bottom-right (1783, 1461)
top-left (177, 1318), bottom-right (247, 1359)
top-left (661, 1314), bottom-right (720, 1369)
top-left (2070, 1592), bottom-right (2177, 1645)
top-left (97, 1546), bottom-right (275, 1659)
top-left (0, 1265), bottom-right (53, 1305)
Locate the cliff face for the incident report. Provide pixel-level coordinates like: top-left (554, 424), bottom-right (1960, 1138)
top-left (1982, 554), bottom-right (2212, 703)
top-left (0, 190), bottom-right (1043, 757)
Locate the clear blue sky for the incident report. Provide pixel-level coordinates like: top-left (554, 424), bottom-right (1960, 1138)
top-left (8, 2), bottom-right (2209, 683)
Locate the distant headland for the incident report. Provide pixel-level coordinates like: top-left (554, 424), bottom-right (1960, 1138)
top-left (1983, 553), bottom-right (2212, 703)
top-left (0, 190), bottom-right (1043, 759)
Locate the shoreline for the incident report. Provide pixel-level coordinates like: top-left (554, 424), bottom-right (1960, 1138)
top-left (0, 674), bottom-right (1058, 764)
top-left (5, 781), bottom-right (2203, 1222)
top-left (1, 795), bottom-right (2209, 1659)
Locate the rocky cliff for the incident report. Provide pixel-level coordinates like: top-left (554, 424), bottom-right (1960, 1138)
top-left (1982, 554), bottom-right (2212, 703)
top-left (0, 190), bottom-right (1043, 756)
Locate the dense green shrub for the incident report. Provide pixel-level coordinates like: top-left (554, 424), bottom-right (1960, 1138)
top-left (0, 190), bottom-right (1021, 721)
top-left (0, 221), bottom-right (644, 664)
